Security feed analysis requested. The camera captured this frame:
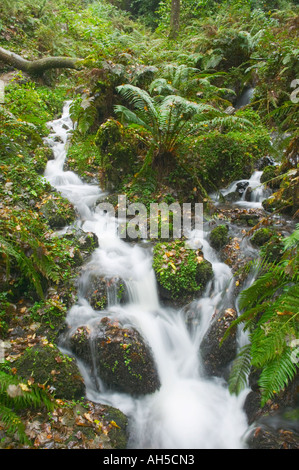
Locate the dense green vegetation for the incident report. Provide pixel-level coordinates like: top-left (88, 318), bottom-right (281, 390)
top-left (0, 0), bottom-right (298, 447)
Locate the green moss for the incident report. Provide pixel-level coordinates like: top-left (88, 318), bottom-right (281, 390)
top-left (39, 196), bottom-right (77, 230)
top-left (210, 224), bottom-right (229, 250)
top-left (153, 240), bottom-right (213, 301)
top-left (261, 165), bottom-right (278, 187)
top-left (250, 228), bottom-right (275, 247)
top-left (13, 344), bottom-right (85, 401)
top-left (185, 123), bottom-right (271, 191)
top-left (260, 235), bottom-right (285, 264)
top-left (95, 119), bottom-right (145, 191)
top-left (103, 405), bottom-right (128, 449)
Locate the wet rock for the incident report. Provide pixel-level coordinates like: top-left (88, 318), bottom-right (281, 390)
top-left (63, 227), bottom-right (98, 265)
top-left (236, 181), bottom-right (249, 195)
top-left (13, 344), bottom-right (85, 401)
top-left (244, 369), bottom-right (299, 426)
top-left (244, 186), bottom-right (252, 201)
top-left (224, 191), bottom-right (240, 202)
top-left (230, 208), bottom-right (263, 227)
top-left (255, 156), bottom-right (276, 171)
top-left (220, 236), bottom-right (251, 276)
top-left (200, 308), bottom-right (238, 379)
top-left (83, 274), bottom-right (128, 310)
top-left (69, 317), bottom-right (160, 396)
top-left (69, 325), bottom-right (93, 365)
top-left (246, 424), bottom-right (299, 449)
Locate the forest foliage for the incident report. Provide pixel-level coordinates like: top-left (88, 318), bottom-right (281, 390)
top-left (0, 0), bottom-right (298, 443)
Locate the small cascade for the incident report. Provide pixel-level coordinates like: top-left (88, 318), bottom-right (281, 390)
top-left (44, 102), bottom-right (257, 450)
top-left (235, 87), bottom-right (255, 109)
top-left (211, 170), bottom-right (272, 209)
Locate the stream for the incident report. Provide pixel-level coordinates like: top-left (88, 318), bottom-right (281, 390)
top-left (43, 101), bottom-right (274, 450)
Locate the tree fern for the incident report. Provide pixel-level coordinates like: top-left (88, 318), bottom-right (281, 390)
top-left (115, 84), bottom-right (237, 167)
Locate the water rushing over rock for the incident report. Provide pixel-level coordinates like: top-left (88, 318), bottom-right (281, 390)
top-left (212, 170), bottom-right (272, 209)
top-left (44, 102), bottom-right (251, 449)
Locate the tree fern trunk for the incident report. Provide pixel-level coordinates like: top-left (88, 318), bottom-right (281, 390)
top-left (169, 0), bottom-right (180, 39)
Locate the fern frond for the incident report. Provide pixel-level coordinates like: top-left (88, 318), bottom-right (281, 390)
top-left (114, 105), bottom-right (152, 133)
top-left (0, 235), bottom-right (44, 298)
top-left (116, 84), bottom-right (159, 128)
top-left (0, 403), bottom-right (29, 444)
top-left (0, 370), bottom-right (55, 443)
top-left (0, 371), bottom-right (54, 412)
top-left (195, 115), bottom-right (254, 131)
top-left (283, 224), bottom-right (299, 251)
top-left (258, 349), bottom-right (298, 407)
top-left (149, 78), bottom-right (176, 97)
top-left (228, 343), bottom-right (252, 396)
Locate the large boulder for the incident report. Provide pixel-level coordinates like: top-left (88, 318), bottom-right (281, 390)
top-left (200, 308), bottom-right (238, 378)
top-left (63, 227), bottom-right (99, 265)
top-left (69, 317), bottom-right (160, 396)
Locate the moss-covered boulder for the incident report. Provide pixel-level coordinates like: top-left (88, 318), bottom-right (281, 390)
top-left (96, 119), bottom-right (145, 191)
top-left (40, 196), bottom-right (77, 229)
top-left (209, 224), bottom-right (229, 250)
top-left (246, 424), bottom-right (299, 449)
top-left (68, 317), bottom-right (160, 396)
top-left (260, 235), bottom-right (285, 264)
top-left (186, 120), bottom-right (271, 192)
top-left (13, 344), bottom-right (85, 400)
top-left (62, 227), bottom-right (99, 266)
top-left (260, 165), bottom-right (279, 189)
top-left (262, 169), bottom-right (299, 217)
top-left (33, 145), bottom-right (54, 174)
top-left (250, 228), bottom-right (274, 247)
top-left (153, 240), bottom-right (213, 303)
top-left (200, 308), bottom-right (238, 379)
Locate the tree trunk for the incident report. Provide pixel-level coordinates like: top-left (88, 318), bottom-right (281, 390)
top-left (0, 46), bottom-right (81, 76)
top-left (169, 0), bottom-right (180, 39)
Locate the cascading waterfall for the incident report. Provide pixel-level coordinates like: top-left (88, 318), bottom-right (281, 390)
top-left (43, 101), bottom-right (260, 450)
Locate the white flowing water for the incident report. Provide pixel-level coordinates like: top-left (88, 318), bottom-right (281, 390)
top-left (211, 170), bottom-right (272, 209)
top-left (44, 102), bottom-right (252, 449)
